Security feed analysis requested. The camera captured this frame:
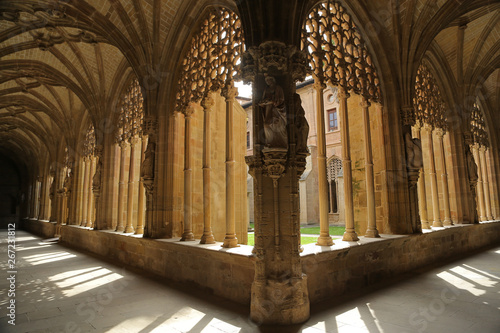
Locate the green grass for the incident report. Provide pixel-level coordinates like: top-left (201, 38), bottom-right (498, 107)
top-left (300, 226), bottom-right (345, 235)
top-left (246, 234), bottom-right (320, 246)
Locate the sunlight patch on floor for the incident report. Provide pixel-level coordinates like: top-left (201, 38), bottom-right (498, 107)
top-left (437, 270), bottom-right (485, 296)
top-left (24, 252), bottom-right (77, 265)
top-left (157, 307), bottom-right (206, 332)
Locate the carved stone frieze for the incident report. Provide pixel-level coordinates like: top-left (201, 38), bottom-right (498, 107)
top-left (262, 148), bottom-right (287, 186)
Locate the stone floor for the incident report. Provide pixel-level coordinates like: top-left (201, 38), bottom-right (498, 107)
top-left (1, 230), bottom-right (499, 333)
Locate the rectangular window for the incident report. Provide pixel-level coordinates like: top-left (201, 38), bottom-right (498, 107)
top-left (247, 131), bottom-right (250, 149)
top-left (328, 108), bottom-right (338, 132)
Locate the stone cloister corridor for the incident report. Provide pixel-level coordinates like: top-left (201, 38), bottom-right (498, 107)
top-left (1, 230), bottom-right (500, 332)
top-left (1, 0), bottom-right (500, 330)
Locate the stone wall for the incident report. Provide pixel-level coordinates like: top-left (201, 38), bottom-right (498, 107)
top-left (21, 219), bottom-right (56, 238)
top-left (21, 219), bottom-right (500, 306)
top-left (304, 222), bottom-right (500, 304)
top-left (59, 224), bottom-right (255, 304)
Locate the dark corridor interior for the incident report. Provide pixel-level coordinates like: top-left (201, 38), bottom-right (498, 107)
top-left (0, 154), bottom-right (22, 228)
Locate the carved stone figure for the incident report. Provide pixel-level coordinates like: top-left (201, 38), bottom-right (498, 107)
top-left (259, 76), bottom-right (287, 148)
top-left (404, 132), bottom-right (423, 171)
top-left (92, 159), bottom-right (102, 192)
top-left (141, 141), bottom-right (155, 179)
top-left (294, 93), bottom-right (309, 153)
top-left (63, 170), bottom-right (73, 193)
top-left (466, 147), bottom-right (478, 182)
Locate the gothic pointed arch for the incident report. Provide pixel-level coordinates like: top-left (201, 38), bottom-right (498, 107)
top-left (302, 0), bottom-right (382, 103)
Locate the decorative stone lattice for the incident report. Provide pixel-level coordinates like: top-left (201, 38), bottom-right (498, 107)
top-left (83, 124), bottom-right (95, 157)
top-left (175, 8), bottom-right (244, 113)
top-left (302, 0), bottom-right (381, 103)
top-left (413, 64), bottom-right (447, 129)
top-left (470, 103), bottom-right (489, 147)
top-left (327, 156), bottom-right (342, 182)
top-left (116, 78), bottom-right (144, 143)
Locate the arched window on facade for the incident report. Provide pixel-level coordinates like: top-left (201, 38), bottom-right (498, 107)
top-left (327, 157), bottom-right (342, 214)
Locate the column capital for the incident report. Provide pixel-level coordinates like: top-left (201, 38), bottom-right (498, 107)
top-left (413, 119), bottom-right (422, 131)
top-left (222, 84), bottom-right (238, 101)
top-left (312, 79), bottom-right (326, 91)
top-left (337, 86), bottom-right (350, 100)
top-left (423, 123), bottom-right (433, 132)
top-left (201, 94), bottom-right (215, 110)
top-left (119, 139), bottom-right (129, 150)
top-left (183, 103), bottom-right (196, 118)
top-left (479, 145), bottom-right (486, 153)
top-left (434, 127), bottom-right (445, 138)
top-left (129, 136), bottom-right (140, 146)
top-left (360, 97), bottom-right (371, 108)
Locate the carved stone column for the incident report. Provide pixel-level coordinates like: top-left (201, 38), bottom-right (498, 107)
top-left (55, 189), bottom-right (64, 237)
top-left (135, 136), bottom-right (147, 235)
top-left (313, 80), bottom-right (334, 245)
top-left (413, 121), bottom-right (429, 229)
top-left (465, 142), bottom-right (479, 223)
top-left (472, 144), bottom-right (486, 221)
top-left (479, 146), bottom-right (493, 220)
top-left (181, 107), bottom-right (195, 241)
top-left (435, 128), bottom-right (453, 225)
top-left (92, 145), bottom-right (103, 230)
top-left (85, 156), bottom-right (96, 228)
top-left (200, 94), bottom-right (216, 244)
top-left (242, 40), bottom-right (309, 325)
top-left (81, 157), bottom-right (91, 226)
top-left (425, 124), bottom-right (443, 227)
top-left (222, 83), bottom-right (239, 248)
top-left (116, 140), bottom-right (129, 231)
top-left (125, 137), bottom-right (139, 233)
top-left (142, 116), bottom-right (158, 238)
top-left (49, 168), bottom-right (56, 222)
top-left (361, 98), bottom-right (379, 237)
top-left (338, 87), bottom-right (359, 241)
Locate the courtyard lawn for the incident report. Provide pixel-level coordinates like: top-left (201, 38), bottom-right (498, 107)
top-left (300, 226), bottom-right (345, 235)
top-left (246, 234), bottom-right (319, 246)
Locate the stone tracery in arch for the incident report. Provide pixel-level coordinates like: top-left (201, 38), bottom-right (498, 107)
top-left (470, 102), bottom-right (489, 147)
top-left (413, 64), bottom-right (447, 129)
top-left (302, 0), bottom-right (382, 103)
top-left (116, 78), bottom-right (144, 143)
top-left (175, 7), bottom-right (244, 113)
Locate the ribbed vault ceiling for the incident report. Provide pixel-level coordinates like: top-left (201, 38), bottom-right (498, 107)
top-left (0, 0), bottom-right (498, 171)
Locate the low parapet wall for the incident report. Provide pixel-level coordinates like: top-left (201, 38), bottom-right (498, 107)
top-left (21, 219), bottom-right (500, 306)
top-left (303, 222), bottom-right (500, 303)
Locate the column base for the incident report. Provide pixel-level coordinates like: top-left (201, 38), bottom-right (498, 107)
top-left (85, 222), bottom-right (93, 228)
top-left (200, 233), bottom-right (215, 244)
top-left (116, 225), bottom-right (125, 232)
top-left (443, 219), bottom-right (453, 226)
top-left (250, 276), bottom-right (310, 325)
top-left (432, 220), bottom-right (444, 227)
top-left (124, 226), bottom-right (135, 233)
top-left (221, 235), bottom-right (239, 248)
top-left (316, 235), bottom-right (334, 246)
top-left (134, 227), bottom-right (144, 235)
top-left (421, 220), bottom-right (431, 229)
top-left (365, 229), bottom-right (380, 238)
top-left (180, 232), bottom-right (195, 241)
top-left (342, 231), bottom-right (359, 241)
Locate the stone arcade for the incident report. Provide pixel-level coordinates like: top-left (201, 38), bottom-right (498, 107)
top-left (0, 0), bottom-right (499, 327)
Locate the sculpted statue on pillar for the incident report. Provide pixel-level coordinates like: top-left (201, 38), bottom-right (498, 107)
top-left (259, 76), bottom-right (287, 149)
top-left (141, 141), bottom-right (155, 180)
top-left (404, 132), bottom-right (423, 171)
top-left (466, 147), bottom-right (478, 183)
top-left (294, 93), bottom-right (309, 154)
